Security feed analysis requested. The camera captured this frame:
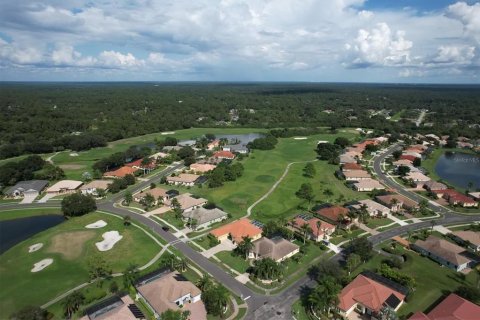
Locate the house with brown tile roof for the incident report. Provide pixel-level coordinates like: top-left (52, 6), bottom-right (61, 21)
top-left (314, 206), bottom-right (351, 226)
top-left (133, 187), bottom-right (170, 205)
top-left (353, 179), bottom-right (386, 192)
top-left (103, 166), bottom-right (138, 178)
top-left (166, 173), bottom-right (201, 187)
top-left (210, 218), bottom-right (262, 243)
top-left (350, 199), bottom-right (390, 217)
top-left (46, 180), bottom-right (83, 194)
top-left (136, 270), bottom-right (206, 320)
top-left (432, 189), bottom-right (478, 207)
top-left (213, 150), bottom-right (235, 160)
top-left (338, 273), bottom-right (406, 318)
top-left (290, 215), bottom-right (336, 241)
top-left (166, 193), bottom-right (207, 212)
top-left (375, 194), bottom-right (418, 213)
top-left (411, 236), bottom-right (474, 272)
top-left (423, 180), bottom-right (447, 191)
top-left (409, 293), bottom-right (480, 320)
top-left (341, 162), bottom-right (363, 171)
top-left (451, 231), bottom-right (480, 252)
top-left (190, 163), bottom-right (216, 173)
top-left (249, 237), bottom-right (300, 262)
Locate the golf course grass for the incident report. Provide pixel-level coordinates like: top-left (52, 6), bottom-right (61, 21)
top-left (0, 211), bottom-right (161, 318)
top-left (0, 208), bottom-right (62, 221)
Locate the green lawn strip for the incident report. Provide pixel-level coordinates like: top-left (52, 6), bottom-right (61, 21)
top-left (0, 211), bottom-right (161, 317)
top-left (366, 217), bottom-right (394, 229)
top-left (353, 247), bottom-right (478, 317)
top-left (390, 109), bottom-right (406, 121)
top-left (235, 307), bottom-right (247, 320)
top-left (291, 299), bottom-right (314, 320)
top-left (214, 251), bottom-right (250, 274)
top-left (158, 210), bottom-right (185, 229)
top-left (329, 228), bottom-right (365, 245)
top-left (192, 236), bottom-right (217, 251)
top-left (0, 208), bottom-right (62, 222)
top-left (0, 198), bottom-right (21, 204)
top-left (376, 223), bottom-right (400, 232)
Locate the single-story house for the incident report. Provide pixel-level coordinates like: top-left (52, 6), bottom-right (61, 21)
top-left (249, 237), bottom-right (300, 262)
top-left (412, 236), bottom-right (474, 272)
top-left (210, 218), bottom-right (262, 243)
top-left (392, 159), bottom-right (413, 167)
top-left (290, 215), bottom-right (336, 241)
top-left (133, 187), bottom-right (170, 205)
top-left (409, 293), bottom-right (480, 320)
top-left (136, 269), bottom-right (206, 320)
top-left (182, 207), bottom-right (228, 230)
top-left (402, 151), bottom-right (423, 159)
top-left (469, 192), bottom-right (480, 201)
top-left (5, 180), bottom-right (49, 198)
top-left (177, 139), bottom-right (196, 147)
top-left (103, 166), bottom-right (137, 178)
top-left (81, 294), bottom-right (142, 320)
top-left (190, 163), bottom-right (216, 173)
top-left (375, 194), bottom-right (418, 212)
top-left (340, 154), bottom-right (357, 164)
top-left (450, 231), bottom-right (480, 252)
top-left (167, 193), bottom-right (207, 212)
top-left (423, 180), bottom-right (447, 191)
top-left (151, 151), bottom-right (168, 160)
top-left (342, 170), bottom-right (372, 181)
top-left (349, 199), bottom-right (390, 217)
top-left (46, 180), bottom-right (83, 195)
top-left (314, 206), bottom-right (353, 227)
top-left (353, 179), bottom-right (386, 192)
top-left (213, 150), bottom-right (236, 160)
top-left (404, 172), bottom-right (431, 186)
top-left (125, 159), bottom-right (156, 172)
top-left (338, 272), bottom-right (407, 319)
top-left (432, 189), bottom-right (478, 207)
top-left (162, 146), bottom-right (183, 152)
top-left (80, 180), bottom-right (113, 196)
top-left (400, 155), bottom-right (418, 162)
top-left (166, 173), bottom-right (202, 187)
top-left (222, 144), bottom-right (249, 154)
top-left (341, 162), bottom-right (363, 172)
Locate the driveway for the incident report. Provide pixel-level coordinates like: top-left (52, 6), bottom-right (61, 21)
top-left (37, 193), bottom-right (56, 203)
top-left (386, 213), bottom-right (408, 226)
top-left (202, 239), bottom-right (236, 258)
top-left (145, 205), bottom-right (170, 217)
top-left (432, 225), bottom-right (452, 235)
top-left (20, 192), bottom-right (38, 204)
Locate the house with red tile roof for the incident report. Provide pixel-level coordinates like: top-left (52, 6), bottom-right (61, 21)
top-left (338, 273), bottom-right (407, 318)
top-left (290, 215), bottom-right (335, 242)
top-left (400, 155), bottom-right (418, 162)
top-left (314, 206), bottom-right (354, 228)
top-left (210, 218), bottom-right (262, 243)
top-left (409, 293), bottom-right (480, 320)
top-left (103, 166), bottom-right (138, 178)
top-left (213, 150), bottom-right (235, 160)
top-left (125, 158), bottom-right (156, 171)
top-left (431, 189), bottom-right (478, 207)
top-left (341, 162), bottom-right (363, 172)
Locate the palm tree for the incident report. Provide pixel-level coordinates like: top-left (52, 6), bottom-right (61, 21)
top-left (237, 236), bottom-right (254, 260)
top-left (63, 291), bottom-right (84, 318)
top-left (196, 274), bottom-right (213, 291)
top-left (176, 258), bottom-right (188, 272)
top-left (316, 220), bottom-right (322, 241)
top-left (300, 223), bottom-right (312, 244)
top-left (123, 264), bottom-right (138, 287)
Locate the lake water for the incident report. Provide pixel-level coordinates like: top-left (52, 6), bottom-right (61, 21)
top-left (216, 133), bottom-right (264, 145)
top-left (435, 152), bottom-right (480, 189)
top-left (0, 215), bottom-right (65, 254)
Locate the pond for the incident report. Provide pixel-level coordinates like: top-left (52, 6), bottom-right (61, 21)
top-left (216, 133), bottom-right (264, 145)
top-left (435, 152), bottom-right (480, 190)
top-left (0, 215), bottom-right (65, 254)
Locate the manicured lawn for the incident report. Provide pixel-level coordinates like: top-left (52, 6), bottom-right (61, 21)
top-left (282, 241), bottom-right (325, 278)
top-left (194, 235), bottom-right (218, 250)
top-left (0, 208), bottom-right (62, 222)
top-left (157, 210), bottom-right (185, 229)
top-left (353, 247), bottom-right (479, 317)
top-left (366, 217), bottom-right (394, 229)
top-left (0, 211), bottom-right (161, 318)
top-left (329, 228), bottom-right (365, 245)
top-left (215, 251), bottom-right (250, 274)
top-left (292, 299), bottom-right (313, 320)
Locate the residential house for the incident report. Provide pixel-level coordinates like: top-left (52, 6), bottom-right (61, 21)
top-left (103, 166), bottom-right (137, 179)
top-left (402, 151), bottom-right (423, 159)
top-left (432, 189), bottom-right (478, 207)
top-left (249, 237), bottom-right (300, 262)
top-left (81, 294), bottom-right (142, 320)
top-left (314, 206), bottom-right (353, 228)
top-left (213, 150), bottom-right (236, 160)
top-left (80, 180), bottom-right (112, 196)
top-left (423, 180), bottom-right (447, 191)
top-left (291, 215), bottom-right (336, 241)
top-left (162, 146), bottom-right (182, 152)
top-left (182, 207), bottom-right (228, 230)
top-left (450, 231), bottom-right (480, 252)
top-left (469, 192), bottom-right (480, 201)
top-left (340, 154), bottom-right (357, 164)
top-left (341, 162), bottom-right (363, 172)
top-left (177, 140), bottom-right (196, 147)
top-left (344, 149), bottom-right (363, 159)
top-left (353, 179), bottom-right (386, 192)
top-left (167, 193), bottom-right (207, 212)
top-left (342, 170), bottom-right (372, 181)
top-left (125, 159), bottom-right (156, 172)
top-left (375, 194), bottom-right (418, 213)
top-left (46, 180), bottom-right (83, 195)
top-left (350, 199), bottom-right (390, 217)
top-left (411, 236), bottom-right (474, 272)
top-left (151, 151), bottom-right (168, 160)
top-left (392, 159), bottom-right (413, 167)
top-left (409, 293), bottom-right (480, 320)
top-left (207, 140), bottom-right (220, 150)
top-left (5, 180), bottom-right (48, 198)
top-left (166, 173), bottom-right (202, 187)
top-left (400, 155), bottom-right (418, 162)
top-left (133, 187), bottom-right (170, 205)
top-left (404, 172), bottom-right (431, 187)
top-left (136, 270), bottom-right (206, 320)
top-left (222, 144), bottom-right (249, 154)
top-left (189, 163), bottom-right (216, 174)
top-left (338, 272), bottom-right (407, 319)
top-left (210, 218), bottom-right (262, 243)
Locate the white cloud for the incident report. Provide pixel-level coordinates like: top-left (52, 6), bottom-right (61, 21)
top-left (431, 45), bottom-right (475, 65)
top-left (447, 2), bottom-right (480, 42)
top-left (98, 51), bottom-right (144, 68)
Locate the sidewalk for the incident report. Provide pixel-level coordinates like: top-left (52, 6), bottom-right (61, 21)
top-left (386, 213), bottom-right (408, 226)
top-left (356, 223), bottom-right (380, 235)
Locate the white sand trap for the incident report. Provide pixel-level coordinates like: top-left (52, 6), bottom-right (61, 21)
top-left (85, 220), bottom-right (107, 229)
top-left (95, 231), bottom-right (123, 251)
top-left (161, 131), bottom-right (175, 135)
top-left (69, 152), bottom-right (79, 156)
top-left (31, 258), bottom-right (53, 272)
top-left (293, 137), bottom-right (307, 140)
top-left (28, 243), bottom-right (43, 253)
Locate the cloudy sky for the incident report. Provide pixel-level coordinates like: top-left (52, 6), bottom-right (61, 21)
top-left (0, 0), bottom-right (479, 83)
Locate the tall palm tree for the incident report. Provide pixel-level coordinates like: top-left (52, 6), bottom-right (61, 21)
top-left (238, 236), bottom-right (254, 260)
top-left (316, 220), bottom-right (322, 241)
top-left (300, 223), bottom-right (312, 244)
top-left (176, 258), bottom-right (188, 272)
top-left (196, 274), bottom-right (213, 291)
top-left (63, 291), bottom-right (84, 319)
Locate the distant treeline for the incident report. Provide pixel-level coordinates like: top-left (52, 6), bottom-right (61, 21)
top-left (1, 82), bottom-right (479, 159)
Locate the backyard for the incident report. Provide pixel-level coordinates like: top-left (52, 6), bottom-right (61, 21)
top-left (0, 211), bottom-right (162, 318)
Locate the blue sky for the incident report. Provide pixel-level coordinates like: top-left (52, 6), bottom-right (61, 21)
top-left (0, 0), bottom-right (479, 83)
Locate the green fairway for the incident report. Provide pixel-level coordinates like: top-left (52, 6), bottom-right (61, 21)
top-left (0, 208), bottom-right (62, 221)
top-left (354, 246), bottom-right (479, 317)
top-left (0, 212), bottom-right (161, 318)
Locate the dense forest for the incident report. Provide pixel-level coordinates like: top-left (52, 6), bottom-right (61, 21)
top-left (0, 82), bottom-right (479, 159)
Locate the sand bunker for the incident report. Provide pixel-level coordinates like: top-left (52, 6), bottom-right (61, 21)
top-left (85, 220), bottom-right (107, 229)
top-left (31, 258), bottom-right (53, 272)
top-left (95, 231), bottom-right (123, 251)
top-left (161, 131), bottom-right (175, 135)
top-left (293, 137), bottom-right (307, 140)
top-left (28, 243), bottom-right (43, 253)
top-left (69, 152), bottom-right (79, 156)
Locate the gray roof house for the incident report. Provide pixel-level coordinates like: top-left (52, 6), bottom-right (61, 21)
top-left (182, 207), bottom-right (228, 230)
top-left (5, 180), bottom-right (49, 197)
top-left (222, 144), bottom-right (249, 154)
